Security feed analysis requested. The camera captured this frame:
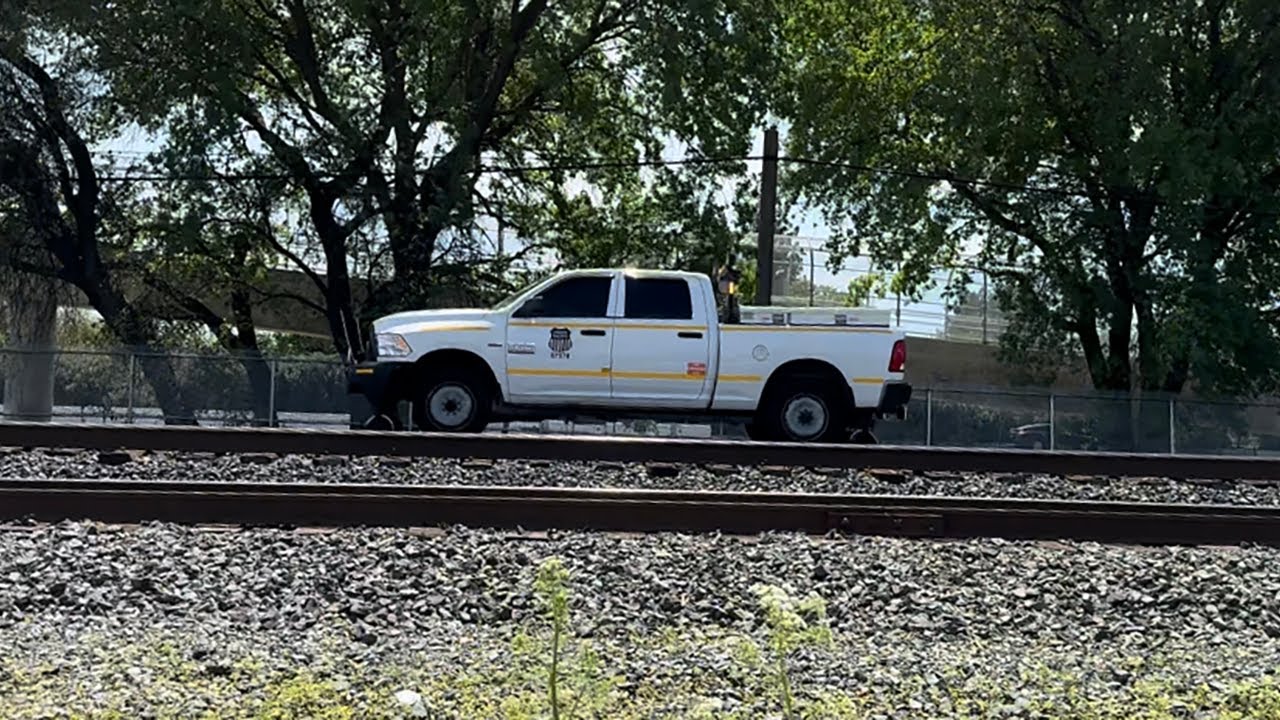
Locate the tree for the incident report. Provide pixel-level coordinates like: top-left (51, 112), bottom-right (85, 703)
top-left (779, 0), bottom-right (1280, 398)
top-left (58, 0), bottom-right (780, 357)
top-left (0, 210), bottom-right (59, 421)
top-left (129, 159), bottom-right (292, 425)
top-left (0, 22), bottom-right (199, 423)
top-left (508, 165), bottom-right (755, 277)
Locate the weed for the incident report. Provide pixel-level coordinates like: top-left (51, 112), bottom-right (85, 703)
top-left (498, 556), bottom-right (623, 719)
top-left (750, 583), bottom-right (835, 719)
top-left (536, 557), bottom-right (571, 719)
top-left (11, 575), bottom-right (1280, 719)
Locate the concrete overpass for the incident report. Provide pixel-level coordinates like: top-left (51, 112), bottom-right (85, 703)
top-left (63, 267), bottom-right (369, 339)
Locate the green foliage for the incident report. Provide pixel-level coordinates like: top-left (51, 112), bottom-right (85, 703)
top-left (508, 167), bottom-right (755, 280)
top-left (10, 624), bottom-right (1280, 718)
top-left (746, 584), bottom-right (834, 719)
top-left (538, 557), bottom-right (570, 719)
top-left (475, 557), bottom-right (623, 719)
top-left (34, 0), bottom-right (781, 352)
top-left (257, 674), bottom-right (357, 720)
top-left (779, 0), bottom-right (1280, 398)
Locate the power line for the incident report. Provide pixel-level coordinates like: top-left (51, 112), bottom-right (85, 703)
top-left (63, 151), bottom-right (1280, 220)
top-left (90, 153), bottom-right (1065, 197)
top-left (85, 155), bottom-right (761, 184)
top-left (785, 156), bottom-right (1280, 218)
top-left (784, 156), bottom-right (1092, 199)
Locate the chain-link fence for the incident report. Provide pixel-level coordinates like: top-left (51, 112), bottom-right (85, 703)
top-left (2, 348), bottom-right (1277, 454)
top-left (874, 388), bottom-right (1279, 456)
top-left (0, 348), bottom-right (351, 427)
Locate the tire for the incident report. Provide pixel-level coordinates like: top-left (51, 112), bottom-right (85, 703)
top-left (758, 378), bottom-right (848, 443)
top-left (411, 367), bottom-right (492, 433)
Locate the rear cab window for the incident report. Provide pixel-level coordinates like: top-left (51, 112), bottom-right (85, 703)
top-left (623, 277), bottom-right (694, 320)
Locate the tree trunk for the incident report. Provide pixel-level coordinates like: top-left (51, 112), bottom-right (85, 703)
top-left (375, 190), bottom-right (447, 319)
top-left (129, 349), bottom-right (196, 425)
top-left (228, 286), bottom-right (276, 426)
top-left (310, 208), bottom-right (365, 360)
top-left (2, 270), bottom-right (57, 422)
top-left (237, 350), bottom-right (274, 427)
top-left (89, 287), bottom-right (196, 425)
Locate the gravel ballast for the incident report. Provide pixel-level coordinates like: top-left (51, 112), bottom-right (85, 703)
top-left (3, 522), bottom-right (1280, 717)
top-left (1, 448), bottom-right (1279, 506)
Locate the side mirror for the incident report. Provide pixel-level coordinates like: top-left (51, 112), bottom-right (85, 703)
top-left (514, 296), bottom-right (545, 318)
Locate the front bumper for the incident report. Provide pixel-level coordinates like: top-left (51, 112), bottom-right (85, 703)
top-left (347, 362), bottom-right (407, 429)
top-left (876, 382), bottom-right (912, 420)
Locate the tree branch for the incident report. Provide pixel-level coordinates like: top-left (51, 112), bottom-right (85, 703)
top-left (0, 45), bottom-right (100, 259)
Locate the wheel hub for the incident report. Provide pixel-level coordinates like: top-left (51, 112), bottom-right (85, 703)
top-left (783, 395), bottom-right (828, 439)
top-left (429, 385), bottom-right (474, 427)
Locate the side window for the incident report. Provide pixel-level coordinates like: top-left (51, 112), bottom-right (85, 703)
top-left (516, 276), bottom-right (612, 318)
top-left (624, 277), bottom-right (694, 320)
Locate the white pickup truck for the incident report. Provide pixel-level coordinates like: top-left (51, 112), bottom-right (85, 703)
top-left (347, 268), bottom-right (911, 443)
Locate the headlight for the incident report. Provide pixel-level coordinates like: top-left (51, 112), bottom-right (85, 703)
top-left (376, 333), bottom-right (412, 358)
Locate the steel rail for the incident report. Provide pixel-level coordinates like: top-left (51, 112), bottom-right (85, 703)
top-left (0, 421), bottom-right (1278, 481)
top-left (2, 478), bottom-right (1280, 546)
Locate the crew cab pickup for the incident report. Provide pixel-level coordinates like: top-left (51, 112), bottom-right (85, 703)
top-left (347, 269), bottom-right (911, 443)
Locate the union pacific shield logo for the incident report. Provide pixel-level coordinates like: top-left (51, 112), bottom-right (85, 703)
top-left (548, 328), bottom-right (572, 359)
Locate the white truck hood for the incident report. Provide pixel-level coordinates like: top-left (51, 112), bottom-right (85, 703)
top-left (373, 308), bottom-right (497, 334)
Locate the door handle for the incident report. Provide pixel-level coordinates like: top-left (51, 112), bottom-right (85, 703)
top-left (677, 331), bottom-right (704, 339)
top-left (580, 329), bottom-right (607, 337)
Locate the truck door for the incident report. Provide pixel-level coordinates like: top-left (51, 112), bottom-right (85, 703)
top-left (505, 272), bottom-right (617, 404)
top-left (610, 274), bottom-right (712, 408)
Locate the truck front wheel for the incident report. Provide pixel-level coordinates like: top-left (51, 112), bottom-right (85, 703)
top-left (758, 379), bottom-right (848, 443)
top-left (411, 368), bottom-right (492, 433)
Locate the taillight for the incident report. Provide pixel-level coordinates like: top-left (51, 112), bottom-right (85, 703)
top-left (888, 339), bottom-right (906, 373)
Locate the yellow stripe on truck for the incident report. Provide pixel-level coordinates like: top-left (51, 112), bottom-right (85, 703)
top-left (508, 322), bottom-right (708, 331)
top-left (612, 324), bottom-right (709, 331)
top-left (507, 321), bottom-right (610, 330)
top-left (506, 368), bottom-right (764, 382)
top-left (850, 377), bottom-right (885, 385)
top-left (508, 368), bottom-right (610, 377)
top-left (611, 371), bottom-right (700, 380)
top-left (411, 324), bottom-right (490, 332)
top-left (721, 325), bottom-right (893, 335)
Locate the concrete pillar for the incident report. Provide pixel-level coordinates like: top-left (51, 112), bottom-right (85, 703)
top-left (3, 272), bottom-right (58, 422)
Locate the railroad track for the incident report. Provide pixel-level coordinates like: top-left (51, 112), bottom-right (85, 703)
top-left (2, 478), bottom-right (1279, 546)
top-left (0, 421), bottom-right (1277, 481)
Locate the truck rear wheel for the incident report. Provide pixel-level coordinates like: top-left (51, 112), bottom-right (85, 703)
top-left (411, 368), bottom-right (492, 433)
top-left (758, 379), bottom-right (848, 443)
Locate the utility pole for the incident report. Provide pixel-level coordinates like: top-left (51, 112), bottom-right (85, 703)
top-left (756, 127), bottom-right (779, 306)
top-left (981, 270), bottom-right (989, 344)
top-left (808, 248), bottom-right (816, 306)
